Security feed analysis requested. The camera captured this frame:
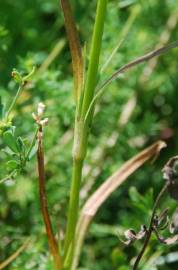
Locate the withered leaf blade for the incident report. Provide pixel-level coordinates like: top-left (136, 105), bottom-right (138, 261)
top-left (157, 208), bottom-right (169, 230)
top-left (159, 208), bottom-right (169, 223)
top-left (121, 229), bottom-right (137, 245)
top-left (82, 141), bottom-right (166, 217)
top-left (164, 235), bottom-right (178, 245)
top-left (124, 229), bottom-right (137, 240)
top-left (162, 155), bottom-right (178, 181)
top-left (72, 141), bottom-right (166, 270)
top-left (122, 226), bottom-right (147, 246)
top-left (99, 41), bottom-right (178, 92)
top-left (60, 0), bottom-right (83, 101)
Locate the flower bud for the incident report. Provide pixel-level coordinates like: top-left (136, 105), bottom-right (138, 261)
top-left (11, 69), bottom-right (23, 84)
top-left (37, 102), bottom-right (45, 116)
top-left (39, 118), bottom-right (49, 126)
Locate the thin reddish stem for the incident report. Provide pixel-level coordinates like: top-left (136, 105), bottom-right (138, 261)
top-left (37, 126), bottom-right (62, 270)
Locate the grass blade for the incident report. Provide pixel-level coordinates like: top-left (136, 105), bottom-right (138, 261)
top-left (0, 238), bottom-right (30, 270)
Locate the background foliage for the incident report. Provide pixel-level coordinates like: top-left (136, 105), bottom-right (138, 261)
top-left (0, 0), bottom-right (178, 269)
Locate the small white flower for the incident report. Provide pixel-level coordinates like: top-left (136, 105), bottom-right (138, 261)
top-left (32, 102), bottom-right (48, 126)
top-left (32, 112), bottom-right (38, 121)
top-left (124, 229), bottom-right (136, 240)
top-left (39, 118), bottom-right (49, 126)
top-left (37, 102), bottom-right (45, 116)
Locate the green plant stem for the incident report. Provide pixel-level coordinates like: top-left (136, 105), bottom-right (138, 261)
top-left (63, 119), bottom-right (87, 261)
top-left (81, 0), bottom-right (108, 120)
top-left (133, 183), bottom-right (168, 270)
top-left (63, 0), bottom-right (108, 266)
top-left (63, 156), bottom-right (83, 255)
top-left (6, 84), bottom-right (23, 119)
top-left (0, 170), bottom-right (17, 185)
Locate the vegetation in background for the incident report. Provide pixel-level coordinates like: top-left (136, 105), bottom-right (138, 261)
top-left (0, 0), bottom-right (178, 269)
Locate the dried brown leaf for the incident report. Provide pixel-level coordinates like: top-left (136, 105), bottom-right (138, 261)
top-left (71, 141), bottom-right (166, 270)
top-left (82, 141), bottom-right (166, 217)
top-left (100, 41), bottom-right (178, 91)
top-left (60, 0), bottom-right (83, 101)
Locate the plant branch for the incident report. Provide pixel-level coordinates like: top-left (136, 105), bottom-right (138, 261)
top-left (133, 182), bottom-right (169, 270)
top-left (0, 170), bottom-right (17, 185)
top-left (81, 0), bottom-right (108, 119)
top-left (37, 125), bottom-right (62, 270)
top-left (6, 84), bottom-right (23, 119)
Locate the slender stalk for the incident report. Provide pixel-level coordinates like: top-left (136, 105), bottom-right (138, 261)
top-left (6, 85), bottom-right (23, 119)
top-left (63, 0), bottom-right (108, 266)
top-left (133, 183), bottom-right (168, 270)
top-left (63, 156), bottom-right (83, 254)
top-left (81, 0), bottom-right (108, 120)
top-left (0, 170), bottom-right (17, 185)
top-left (37, 126), bottom-right (62, 270)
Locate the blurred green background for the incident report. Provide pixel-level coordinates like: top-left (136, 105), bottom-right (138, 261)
top-left (0, 0), bottom-right (178, 269)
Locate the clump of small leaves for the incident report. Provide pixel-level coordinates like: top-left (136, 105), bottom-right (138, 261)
top-left (0, 67), bottom-right (36, 184)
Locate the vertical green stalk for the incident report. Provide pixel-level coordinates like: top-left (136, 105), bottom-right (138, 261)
top-left (63, 156), bottom-right (83, 255)
top-left (81, 0), bottom-right (108, 120)
top-left (63, 0), bottom-right (108, 266)
top-left (6, 85), bottom-right (23, 119)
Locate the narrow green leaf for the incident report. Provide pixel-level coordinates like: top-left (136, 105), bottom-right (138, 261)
top-left (3, 130), bottom-right (19, 153)
top-left (16, 137), bottom-right (25, 152)
top-left (6, 160), bottom-right (18, 172)
top-left (2, 148), bottom-right (17, 157)
top-left (60, 0), bottom-right (83, 102)
top-left (28, 144), bottom-right (37, 160)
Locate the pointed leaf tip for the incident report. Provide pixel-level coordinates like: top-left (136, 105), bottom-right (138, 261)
top-left (60, 0), bottom-right (83, 102)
